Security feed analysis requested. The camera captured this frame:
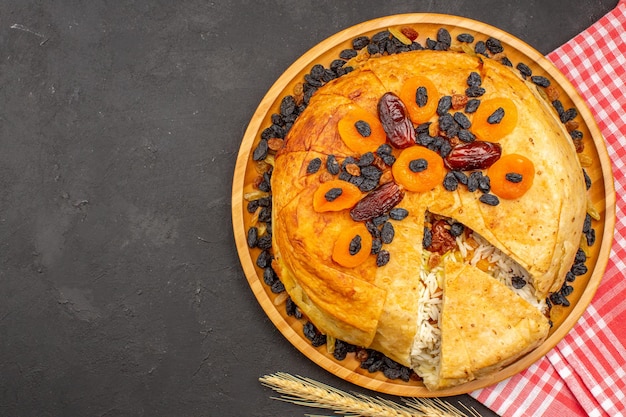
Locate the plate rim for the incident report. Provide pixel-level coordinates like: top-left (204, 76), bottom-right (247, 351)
top-left (231, 13), bottom-right (617, 397)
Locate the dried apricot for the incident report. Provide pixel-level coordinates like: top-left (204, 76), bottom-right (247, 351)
top-left (313, 179), bottom-right (362, 212)
top-left (399, 76), bottom-right (439, 124)
top-left (392, 146), bottom-right (445, 192)
top-left (338, 107), bottom-right (387, 154)
top-left (332, 223), bottom-right (373, 268)
top-left (487, 153), bottom-right (535, 200)
top-left (470, 97), bottom-right (518, 142)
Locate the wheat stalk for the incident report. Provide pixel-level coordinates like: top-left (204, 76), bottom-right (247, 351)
top-left (259, 372), bottom-right (479, 417)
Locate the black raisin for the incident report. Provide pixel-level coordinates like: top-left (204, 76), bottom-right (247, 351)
top-left (566, 271), bottom-right (576, 282)
top-left (367, 43), bottom-right (380, 55)
top-left (561, 284), bottom-right (574, 297)
top-left (456, 33), bottom-right (474, 43)
top-left (361, 165), bottom-right (382, 181)
top-left (246, 199), bottom-right (259, 213)
top-left (333, 339), bottom-right (350, 360)
top-left (487, 107), bottom-right (505, 124)
top-left (366, 221), bottom-right (381, 238)
top-left (371, 237), bottom-right (382, 255)
top-left (466, 86), bottom-right (486, 97)
top-left (263, 267), bottom-right (277, 286)
top-left (381, 222), bottom-right (395, 244)
top-left (376, 143), bottom-right (393, 156)
top-left (252, 139), bottom-right (269, 161)
top-left (474, 40), bottom-right (487, 55)
top-left (586, 228), bottom-right (596, 246)
top-left (357, 152), bottom-right (375, 167)
top-left (258, 206), bottom-right (272, 223)
top-left (570, 130), bottom-right (584, 140)
top-left (560, 108), bottom-right (578, 123)
top-left (372, 214), bottom-right (389, 227)
top-left (349, 175), bottom-right (364, 188)
top-left (438, 113), bottom-right (455, 131)
top-left (452, 170), bottom-right (468, 185)
top-left (552, 100), bottom-right (565, 117)
top-left (376, 250), bottom-right (390, 267)
top-left (416, 86), bottom-right (428, 107)
top-left (505, 172), bottom-right (523, 183)
top-left (511, 275), bottom-right (527, 289)
top-left (467, 172), bottom-right (480, 192)
top-left (450, 222), bottom-right (464, 237)
top-left (458, 129), bottom-right (476, 143)
top-left (304, 74), bottom-right (323, 88)
top-left (423, 227), bottom-right (433, 248)
top-left (339, 49), bottom-right (358, 60)
top-left (257, 234), bottom-right (272, 250)
top-left (486, 37), bottom-right (504, 54)
top-left (571, 263), bottom-right (588, 276)
top-left (307, 157), bottom-right (322, 174)
top-left (381, 154), bottom-right (396, 166)
top-left (389, 207), bottom-right (409, 220)
top-left (415, 122), bottom-right (431, 134)
top-left (574, 248), bottom-right (587, 264)
top-left (479, 193), bottom-right (499, 206)
top-left (443, 172), bottom-right (459, 191)
top-left (437, 28), bottom-right (452, 48)
top-left (352, 36), bottom-right (370, 50)
top-left (467, 71), bottom-right (482, 87)
top-left (409, 158), bottom-right (428, 172)
top-left (280, 95), bottom-right (297, 116)
top-left (372, 30), bottom-right (390, 43)
top-left (437, 95), bottom-right (452, 116)
top-left (270, 279), bottom-right (285, 294)
top-left (324, 187), bottom-right (343, 202)
top-left (438, 140), bottom-right (452, 158)
top-left (453, 112), bottom-right (471, 129)
top-left (247, 227), bottom-right (258, 248)
top-left (500, 57), bottom-right (513, 67)
top-left (326, 154), bottom-right (340, 175)
top-left (531, 75), bottom-right (551, 87)
top-left (516, 62), bottom-right (532, 78)
top-left (330, 59), bottom-right (346, 71)
top-left (465, 99), bottom-right (481, 113)
top-left (349, 235), bottom-right (362, 255)
top-left (478, 174), bottom-right (491, 193)
top-left (359, 178), bottom-right (378, 193)
top-left (355, 120), bottom-right (371, 137)
top-left (256, 249), bottom-right (272, 268)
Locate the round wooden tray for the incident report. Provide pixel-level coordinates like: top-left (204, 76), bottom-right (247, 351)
top-left (231, 14), bottom-right (616, 397)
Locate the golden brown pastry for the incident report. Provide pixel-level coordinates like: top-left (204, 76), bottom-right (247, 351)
top-left (270, 49), bottom-right (587, 389)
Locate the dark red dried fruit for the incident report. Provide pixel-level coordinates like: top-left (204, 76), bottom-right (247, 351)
top-left (350, 181), bottom-right (405, 222)
top-left (377, 92), bottom-right (416, 149)
top-left (444, 141), bottom-right (502, 171)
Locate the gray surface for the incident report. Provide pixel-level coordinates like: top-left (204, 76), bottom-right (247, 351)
top-left (0, 1), bottom-right (617, 416)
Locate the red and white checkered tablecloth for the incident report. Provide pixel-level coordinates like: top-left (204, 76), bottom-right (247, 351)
top-left (471, 1), bottom-right (626, 416)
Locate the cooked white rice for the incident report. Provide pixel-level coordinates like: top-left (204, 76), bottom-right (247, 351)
top-left (410, 217), bottom-right (547, 384)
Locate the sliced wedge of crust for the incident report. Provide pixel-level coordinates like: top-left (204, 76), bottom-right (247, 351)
top-left (430, 260), bottom-right (550, 390)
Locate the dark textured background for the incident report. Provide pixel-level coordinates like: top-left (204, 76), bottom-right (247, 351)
top-left (0, 1), bottom-right (618, 416)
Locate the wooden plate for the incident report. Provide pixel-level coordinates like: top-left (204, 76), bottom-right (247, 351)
top-left (231, 14), bottom-right (616, 397)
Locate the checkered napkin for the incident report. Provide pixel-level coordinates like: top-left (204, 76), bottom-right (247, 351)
top-left (471, 1), bottom-right (626, 416)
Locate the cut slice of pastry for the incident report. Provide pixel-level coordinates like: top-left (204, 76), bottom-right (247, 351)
top-left (422, 259), bottom-right (550, 390)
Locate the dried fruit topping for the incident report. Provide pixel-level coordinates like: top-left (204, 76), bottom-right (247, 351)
top-left (444, 141), bottom-right (502, 171)
top-left (332, 223), bottom-right (373, 268)
top-left (389, 27), bottom-right (412, 45)
top-left (313, 179), bottom-right (362, 212)
top-left (488, 153), bottom-right (535, 200)
top-left (400, 26), bottom-right (419, 41)
top-left (399, 76), bottom-right (439, 124)
top-left (338, 107), bottom-right (387, 154)
top-left (471, 97), bottom-right (518, 141)
top-left (377, 92), bottom-right (416, 149)
top-left (350, 181), bottom-right (405, 222)
top-left (392, 146), bottom-right (446, 192)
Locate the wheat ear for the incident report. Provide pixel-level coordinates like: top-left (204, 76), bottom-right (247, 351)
top-left (259, 372), bottom-right (477, 417)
